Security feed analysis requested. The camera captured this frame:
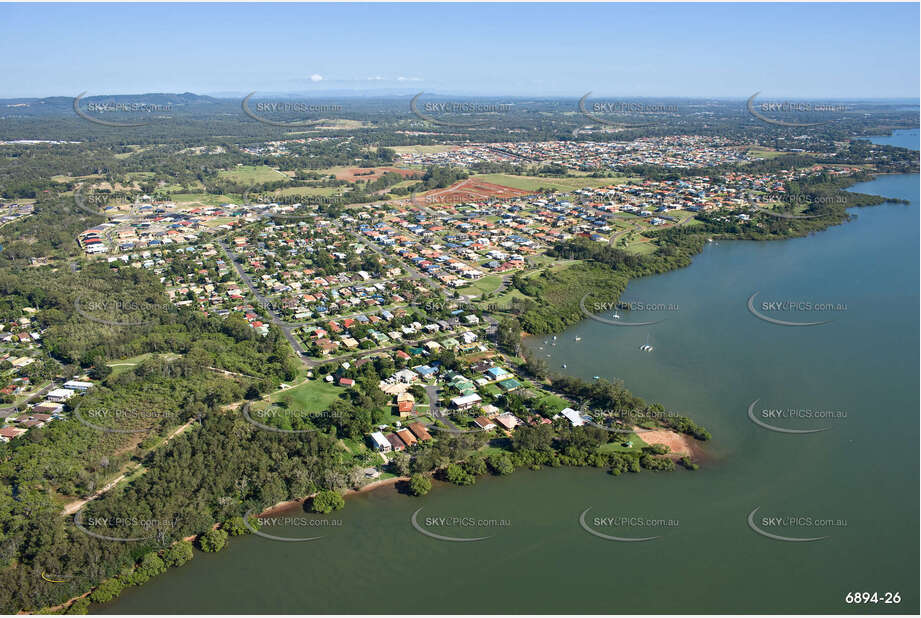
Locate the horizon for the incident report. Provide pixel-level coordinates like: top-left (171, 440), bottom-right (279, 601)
top-left (1, 2), bottom-right (918, 99)
top-left (3, 91), bottom-right (920, 103)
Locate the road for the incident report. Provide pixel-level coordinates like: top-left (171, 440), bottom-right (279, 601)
top-left (61, 417), bottom-right (198, 516)
top-left (424, 383), bottom-right (460, 431)
top-left (217, 239), bottom-right (309, 357)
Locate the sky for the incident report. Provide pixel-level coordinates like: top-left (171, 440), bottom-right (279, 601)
top-left (0, 2), bottom-right (918, 99)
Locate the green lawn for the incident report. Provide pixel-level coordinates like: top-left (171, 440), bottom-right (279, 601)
top-left (219, 165), bottom-right (290, 185)
top-left (270, 379), bottom-right (343, 413)
top-left (598, 432), bottom-right (648, 455)
top-left (107, 353), bottom-right (181, 376)
top-left (471, 173), bottom-right (623, 193)
top-left (272, 185), bottom-right (342, 198)
top-left (746, 146), bottom-right (787, 160)
top-left (457, 275), bottom-right (503, 297)
top-left (392, 145), bottom-right (458, 155)
top-left (170, 192), bottom-right (242, 206)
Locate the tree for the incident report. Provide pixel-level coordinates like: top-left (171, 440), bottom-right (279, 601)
top-left (512, 424), bottom-right (554, 452)
top-left (312, 489), bottom-right (345, 514)
top-left (444, 463), bottom-right (475, 486)
top-left (222, 516), bottom-right (250, 536)
top-left (66, 598), bottom-right (90, 614)
top-left (487, 452), bottom-right (515, 475)
top-left (408, 473), bottom-right (432, 496)
top-left (198, 528), bottom-right (228, 553)
top-left (164, 540), bottom-right (194, 567)
top-left (390, 451), bottom-right (411, 476)
top-left (464, 454), bottom-right (488, 477)
top-left (136, 551), bottom-right (166, 579)
top-left (89, 578), bottom-right (124, 604)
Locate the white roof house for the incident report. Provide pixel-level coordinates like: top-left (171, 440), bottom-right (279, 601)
top-left (47, 388), bottom-right (76, 402)
top-left (560, 407), bottom-right (585, 427)
top-left (451, 393), bottom-right (482, 410)
top-left (64, 380), bottom-right (93, 391)
top-left (369, 431), bottom-right (391, 452)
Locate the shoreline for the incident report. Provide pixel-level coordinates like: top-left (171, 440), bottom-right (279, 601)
top-left (258, 476), bottom-right (408, 518)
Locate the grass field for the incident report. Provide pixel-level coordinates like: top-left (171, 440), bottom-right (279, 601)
top-left (487, 287), bottom-right (529, 310)
top-left (746, 146), bottom-right (787, 160)
top-left (392, 144), bottom-right (458, 155)
top-left (270, 379), bottom-right (343, 413)
top-left (457, 275), bottom-right (503, 297)
top-left (219, 165), bottom-right (290, 184)
top-left (107, 353), bottom-right (181, 376)
top-left (272, 186), bottom-right (343, 198)
top-left (598, 433), bottom-right (648, 455)
top-left (471, 173), bottom-right (624, 193)
top-left (170, 193), bottom-right (242, 206)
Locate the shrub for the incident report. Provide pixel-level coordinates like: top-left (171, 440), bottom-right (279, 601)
top-left (89, 578), bottom-right (123, 604)
top-left (164, 540), bottom-right (194, 567)
top-left (408, 473), bottom-right (432, 496)
top-left (222, 516), bottom-right (250, 536)
top-left (198, 528), bottom-right (228, 553)
top-left (312, 489), bottom-right (345, 514)
top-left (444, 463), bottom-right (475, 486)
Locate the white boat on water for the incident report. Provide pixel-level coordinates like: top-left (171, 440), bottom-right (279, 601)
top-left (562, 363), bottom-right (567, 368)
top-left (613, 312), bottom-right (621, 320)
top-left (639, 333), bottom-right (654, 352)
top-left (593, 375), bottom-right (600, 380)
top-left (574, 337), bottom-right (582, 341)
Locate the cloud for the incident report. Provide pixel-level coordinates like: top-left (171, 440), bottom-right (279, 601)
top-left (309, 74), bottom-right (323, 82)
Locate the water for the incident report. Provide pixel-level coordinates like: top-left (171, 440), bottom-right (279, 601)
top-left (101, 173), bottom-right (919, 614)
top-left (860, 127), bottom-right (919, 150)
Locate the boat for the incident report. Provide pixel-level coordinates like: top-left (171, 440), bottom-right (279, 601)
top-left (613, 312), bottom-right (621, 320)
top-left (562, 363), bottom-right (567, 368)
top-left (639, 333), bottom-right (654, 352)
top-left (552, 335), bottom-right (557, 340)
top-left (574, 337), bottom-right (582, 341)
top-left (593, 375), bottom-right (600, 380)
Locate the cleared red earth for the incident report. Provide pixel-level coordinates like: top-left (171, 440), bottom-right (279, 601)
top-left (334, 167), bottom-right (422, 182)
top-left (418, 178), bottom-right (533, 204)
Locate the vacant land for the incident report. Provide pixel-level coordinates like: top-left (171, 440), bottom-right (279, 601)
top-left (458, 274), bottom-right (503, 297)
top-left (219, 165), bottom-right (290, 184)
top-left (471, 173), bottom-right (623, 192)
top-left (420, 178), bottom-right (533, 204)
top-left (270, 378), bottom-right (343, 413)
top-left (392, 144), bottom-right (460, 155)
top-left (334, 166), bottom-right (422, 182)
